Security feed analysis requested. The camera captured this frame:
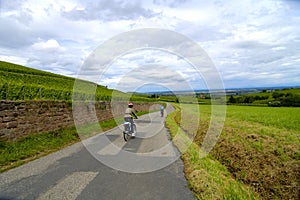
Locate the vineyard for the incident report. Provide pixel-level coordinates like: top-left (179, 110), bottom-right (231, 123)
top-left (0, 61), bottom-right (150, 102)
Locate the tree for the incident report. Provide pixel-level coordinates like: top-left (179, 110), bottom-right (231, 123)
top-left (243, 96), bottom-right (254, 103)
top-left (272, 92), bottom-right (284, 99)
top-left (228, 95), bottom-right (236, 103)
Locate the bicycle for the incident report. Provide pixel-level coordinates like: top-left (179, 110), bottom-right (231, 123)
top-left (123, 119), bottom-right (137, 141)
top-left (160, 109), bottom-right (164, 117)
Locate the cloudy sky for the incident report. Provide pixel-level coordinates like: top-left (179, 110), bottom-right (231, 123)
top-left (0, 0), bottom-right (299, 92)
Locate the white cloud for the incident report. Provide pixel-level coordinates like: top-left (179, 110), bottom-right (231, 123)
top-left (0, 55), bottom-right (27, 66)
top-left (32, 39), bottom-right (65, 52)
top-left (96, 49), bottom-right (207, 92)
top-left (112, 64), bottom-right (195, 92)
top-left (272, 46), bottom-right (286, 51)
top-left (0, 0), bottom-right (299, 91)
top-left (62, 0), bottom-right (159, 21)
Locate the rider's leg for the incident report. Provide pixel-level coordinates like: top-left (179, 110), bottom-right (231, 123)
top-left (129, 117), bottom-right (136, 136)
top-left (124, 117), bottom-right (131, 132)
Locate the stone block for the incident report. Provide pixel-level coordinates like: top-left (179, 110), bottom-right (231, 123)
top-left (8, 121), bottom-right (18, 128)
top-left (3, 116), bottom-right (16, 122)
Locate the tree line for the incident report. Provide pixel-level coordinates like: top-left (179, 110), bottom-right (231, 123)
top-left (227, 90), bottom-right (300, 107)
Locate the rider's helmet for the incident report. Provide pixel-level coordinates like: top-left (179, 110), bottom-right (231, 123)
top-left (128, 102), bottom-right (133, 108)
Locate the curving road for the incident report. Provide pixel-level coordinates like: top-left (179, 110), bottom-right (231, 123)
top-left (0, 103), bottom-right (195, 200)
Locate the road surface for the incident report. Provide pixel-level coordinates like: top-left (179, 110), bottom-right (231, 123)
top-left (0, 103), bottom-right (195, 200)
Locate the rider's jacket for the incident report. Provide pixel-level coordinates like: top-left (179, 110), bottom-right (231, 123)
top-left (124, 107), bottom-right (135, 118)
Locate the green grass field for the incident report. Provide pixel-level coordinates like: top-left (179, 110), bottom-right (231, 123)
top-left (166, 104), bottom-right (300, 199)
top-left (225, 106), bottom-right (299, 131)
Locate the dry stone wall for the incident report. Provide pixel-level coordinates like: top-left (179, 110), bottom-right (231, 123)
top-left (0, 100), bottom-right (159, 141)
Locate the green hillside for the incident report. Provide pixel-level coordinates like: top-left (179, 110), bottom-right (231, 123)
top-left (0, 61), bottom-right (149, 101)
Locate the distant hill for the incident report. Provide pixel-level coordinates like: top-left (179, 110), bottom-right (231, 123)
top-left (0, 61), bottom-right (149, 101)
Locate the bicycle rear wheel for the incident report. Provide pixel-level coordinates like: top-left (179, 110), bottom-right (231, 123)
top-left (123, 131), bottom-right (129, 141)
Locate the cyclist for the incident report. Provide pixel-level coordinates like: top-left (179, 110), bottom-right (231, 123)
top-left (160, 105), bottom-right (164, 117)
top-left (124, 102), bottom-right (138, 137)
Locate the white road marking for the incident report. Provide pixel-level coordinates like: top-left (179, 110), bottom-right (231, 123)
top-left (37, 171), bottom-right (98, 200)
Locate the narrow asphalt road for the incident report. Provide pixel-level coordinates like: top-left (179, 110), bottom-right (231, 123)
top-left (0, 104), bottom-right (195, 200)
